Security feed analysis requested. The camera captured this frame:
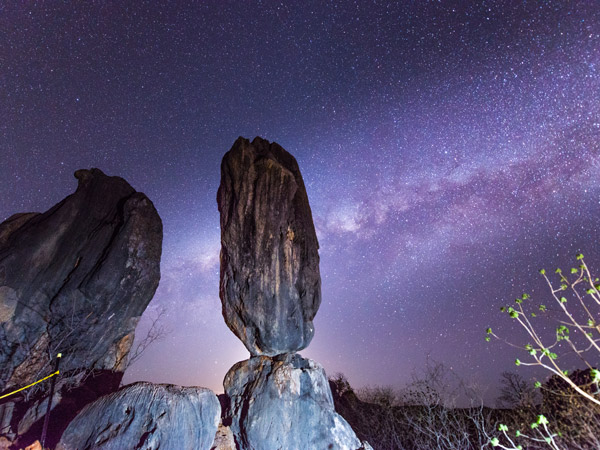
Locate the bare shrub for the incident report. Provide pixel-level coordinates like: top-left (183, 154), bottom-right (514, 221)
top-left (331, 361), bottom-right (498, 450)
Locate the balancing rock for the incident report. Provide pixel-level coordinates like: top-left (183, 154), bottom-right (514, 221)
top-left (56, 382), bottom-right (220, 450)
top-left (217, 137), bottom-right (321, 356)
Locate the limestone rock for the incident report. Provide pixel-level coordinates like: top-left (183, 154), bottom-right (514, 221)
top-left (56, 382), bottom-right (220, 450)
top-left (0, 168), bottom-right (162, 389)
top-left (223, 354), bottom-right (362, 450)
top-left (217, 137), bottom-right (321, 356)
top-left (0, 168), bottom-right (162, 445)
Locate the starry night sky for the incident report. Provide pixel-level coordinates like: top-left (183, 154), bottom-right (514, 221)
top-left (2, 1), bottom-right (599, 402)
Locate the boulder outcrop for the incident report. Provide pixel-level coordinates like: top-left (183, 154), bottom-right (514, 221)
top-left (56, 382), bottom-right (220, 450)
top-left (224, 353), bottom-right (362, 450)
top-left (0, 169), bottom-right (162, 444)
top-left (217, 137), bottom-right (321, 356)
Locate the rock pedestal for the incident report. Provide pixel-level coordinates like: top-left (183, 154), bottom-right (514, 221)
top-left (217, 136), bottom-right (321, 357)
top-left (224, 354), bottom-right (362, 450)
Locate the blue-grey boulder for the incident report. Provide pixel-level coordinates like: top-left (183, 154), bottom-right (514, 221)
top-left (217, 137), bottom-right (321, 356)
top-left (56, 382), bottom-right (220, 450)
top-left (224, 354), bottom-right (363, 450)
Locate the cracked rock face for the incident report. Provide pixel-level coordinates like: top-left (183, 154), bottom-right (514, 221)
top-left (217, 137), bottom-right (321, 356)
top-left (224, 354), bottom-right (362, 450)
top-left (0, 168), bottom-right (162, 391)
top-left (56, 382), bottom-right (220, 450)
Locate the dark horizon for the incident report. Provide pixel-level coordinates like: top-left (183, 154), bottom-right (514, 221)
top-left (2, 1), bottom-right (599, 403)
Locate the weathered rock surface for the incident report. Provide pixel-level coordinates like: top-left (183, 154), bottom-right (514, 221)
top-left (210, 421), bottom-right (235, 450)
top-left (0, 168), bottom-right (162, 388)
top-left (56, 382), bottom-right (220, 450)
top-left (217, 137), bottom-right (321, 356)
top-left (224, 353), bottom-right (363, 450)
top-left (0, 169), bottom-right (162, 444)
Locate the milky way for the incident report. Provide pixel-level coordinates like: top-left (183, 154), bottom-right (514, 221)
top-left (1, 1), bottom-right (599, 400)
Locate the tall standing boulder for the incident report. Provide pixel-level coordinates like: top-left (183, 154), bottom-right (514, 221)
top-left (217, 137), bottom-right (368, 449)
top-left (0, 168), bottom-right (162, 445)
top-left (217, 136), bottom-right (321, 356)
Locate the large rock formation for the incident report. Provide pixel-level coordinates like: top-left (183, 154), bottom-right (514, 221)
top-left (217, 136), bottom-right (321, 356)
top-left (56, 382), bottom-right (220, 450)
top-left (224, 354), bottom-right (362, 450)
top-left (217, 137), bottom-right (368, 449)
top-left (0, 168), bottom-right (162, 444)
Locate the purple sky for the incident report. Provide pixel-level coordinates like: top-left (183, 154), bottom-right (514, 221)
top-left (2, 1), bottom-right (599, 402)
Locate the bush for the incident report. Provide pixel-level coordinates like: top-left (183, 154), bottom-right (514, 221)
top-left (330, 362), bottom-right (498, 450)
top-left (487, 254), bottom-right (600, 448)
